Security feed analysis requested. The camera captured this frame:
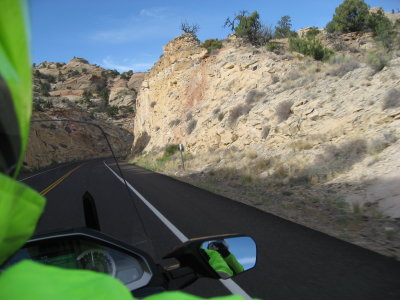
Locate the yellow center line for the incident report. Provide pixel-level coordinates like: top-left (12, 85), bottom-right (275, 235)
top-left (39, 164), bottom-right (84, 196)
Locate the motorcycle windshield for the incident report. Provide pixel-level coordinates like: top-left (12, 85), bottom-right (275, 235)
top-left (19, 119), bottom-right (155, 256)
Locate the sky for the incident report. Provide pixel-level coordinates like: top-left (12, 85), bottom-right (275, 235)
top-left (29, 0), bottom-right (400, 72)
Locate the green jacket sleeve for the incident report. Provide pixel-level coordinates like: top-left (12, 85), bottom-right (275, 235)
top-left (0, 0), bottom-right (33, 177)
top-left (204, 249), bottom-right (234, 278)
top-left (224, 253), bottom-right (244, 275)
top-left (0, 260), bottom-right (247, 300)
top-left (0, 174), bottom-right (46, 265)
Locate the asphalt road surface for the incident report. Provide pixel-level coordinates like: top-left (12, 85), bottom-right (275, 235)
top-left (19, 159), bottom-right (400, 300)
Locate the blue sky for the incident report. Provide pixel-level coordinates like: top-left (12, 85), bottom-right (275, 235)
top-left (29, 0), bottom-right (400, 72)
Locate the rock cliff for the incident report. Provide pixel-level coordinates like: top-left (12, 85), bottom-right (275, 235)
top-left (133, 33), bottom-right (400, 221)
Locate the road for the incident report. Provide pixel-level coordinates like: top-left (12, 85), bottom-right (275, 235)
top-left (19, 159), bottom-right (400, 300)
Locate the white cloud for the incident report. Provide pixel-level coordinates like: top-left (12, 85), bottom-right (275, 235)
top-left (91, 7), bottom-right (175, 44)
top-left (139, 7), bottom-right (169, 18)
top-left (238, 256), bottom-right (256, 266)
top-left (101, 57), bottom-right (153, 72)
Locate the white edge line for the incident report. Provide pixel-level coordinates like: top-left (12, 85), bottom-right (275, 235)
top-left (104, 162), bottom-right (252, 300)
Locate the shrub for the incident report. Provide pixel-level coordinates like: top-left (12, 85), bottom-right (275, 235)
top-left (202, 39), bottom-right (223, 54)
top-left (101, 69), bottom-right (119, 78)
top-left (224, 11), bottom-right (272, 46)
top-left (246, 90), bottom-right (265, 104)
top-left (326, 0), bottom-right (370, 33)
top-left (82, 68), bottom-right (88, 74)
top-left (33, 101), bottom-right (43, 111)
top-left (100, 88), bottom-right (110, 104)
top-left (367, 8), bottom-right (397, 49)
top-left (327, 55), bottom-right (360, 76)
top-left (305, 27), bottom-right (321, 39)
top-left (186, 113), bottom-right (193, 121)
top-left (266, 42), bottom-right (280, 52)
top-left (274, 15), bottom-right (297, 38)
top-left (150, 101), bottom-right (156, 108)
top-left (169, 119), bottom-right (181, 127)
top-left (228, 104), bottom-right (251, 125)
top-left (68, 70), bottom-right (80, 77)
top-left (382, 88), bottom-right (400, 110)
top-left (213, 108), bottom-right (220, 115)
top-left (39, 82), bottom-right (50, 96)
top-left (285, 70), bottom-right (301, 81)
top-left (83, 90), bottom-right (92, 102)
top-left (56, 63), bottom-right (63, 68)
top-left (43, 100), bottom-right (53, 109)
top-left (289, 36), bottom-right (334, 61)
top-left (275, 100), bottom-right (293, 122)
top-left (180, 21), bottom-right (199, 34)
top-left (106, 105), bottom-right (119, 117)
top-left (186, 120), bottom-right (197, 134)
top-left (121, 70), bottom-right (133, 80)
top-left (366, 50), bottom-right (391, 72)
top-left (218, 113), bottom-right (224, 121)
top-left (368, 131), bottom-right (398, 153)
top-left (164, 144), bottom-right (179, 157)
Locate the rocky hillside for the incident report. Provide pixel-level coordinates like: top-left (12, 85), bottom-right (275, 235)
top-left (27, 58), bottom-right (144, 169)
top-left (32, 57), bottom-right (145, 133)
top-left (132, 29), bottom-right (400, 256)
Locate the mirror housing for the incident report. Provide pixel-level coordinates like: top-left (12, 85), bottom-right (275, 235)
top-left (164, 234), bottom-right (256, 279)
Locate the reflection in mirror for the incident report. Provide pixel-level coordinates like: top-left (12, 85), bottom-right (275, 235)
top-left (200, 236), bottom-right (256, 279)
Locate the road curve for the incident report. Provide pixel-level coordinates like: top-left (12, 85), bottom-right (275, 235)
top-left (20, 160), bottom-right (400, 299)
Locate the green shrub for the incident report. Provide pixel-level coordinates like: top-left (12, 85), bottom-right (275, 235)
top-left (366, 50), bottom-right (391, 72)
top-left (305, 27), bottom-right (321, 39)
top-left (218, 113), bottom-right (224, 121)
top-left (33, 101), bottom-right (43, 111)
top-left (121, 70), bottom-right (133, 80)
top-left (326, 0), bottom-right (370, 33)
top-left (164, 144), bottom-right (179, 157)
top-left (367, 8), bottom-right (397, 49)
top-left (224, 11), bottom-right (272, 46)
top-left (289, 36), bottom-right (334, 61)
top-left (202, 39), bottom-right (223, 54)
top-left (83, 90), bottom-right (92, 102)
top-left (43, 101), bottom-right (53, 109)
top-left (100, 88), bottom-right (110, 104)
top-left (106, 105), bottom-right (119, 117)
top-left (39, 82), bottom-right (50, 96)
top-left (266, 41), bottom-right (280, 52)
top-left (274, 15), bottom-right (297, 38)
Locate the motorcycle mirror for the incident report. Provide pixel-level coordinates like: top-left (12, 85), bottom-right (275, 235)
top-left (164, 234), bottom-right (257, 279)
top-left (201, 236), bottom-right (256, 279)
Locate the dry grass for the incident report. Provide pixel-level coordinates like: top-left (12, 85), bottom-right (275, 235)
top-left (382, 88), bottom-right (400, 110)
top-left (275, 100), bottom-right (293, 123)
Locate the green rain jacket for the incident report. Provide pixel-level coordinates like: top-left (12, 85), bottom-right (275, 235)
top-left (204, 249), bottom-right (234, 279)
top-left (0, 1), bottom-right (247, 300)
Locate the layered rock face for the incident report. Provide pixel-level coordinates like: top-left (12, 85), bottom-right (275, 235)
top-left (133, 33), bottom-right (400, 218)
top-left (29, 58), bottom-right (143, 169)
top-left (25, 109), bottom-right (133, 170)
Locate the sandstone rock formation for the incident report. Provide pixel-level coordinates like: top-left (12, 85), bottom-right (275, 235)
top-left (133, 32), bottom-right (400, 218)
